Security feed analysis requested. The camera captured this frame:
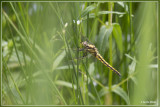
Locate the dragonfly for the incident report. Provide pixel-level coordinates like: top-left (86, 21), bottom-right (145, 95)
top-left (80, 41), bottom-right (121, 77)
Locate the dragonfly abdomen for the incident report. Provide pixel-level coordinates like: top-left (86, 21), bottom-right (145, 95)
top-left (96, 54), bottom-right (121, 77)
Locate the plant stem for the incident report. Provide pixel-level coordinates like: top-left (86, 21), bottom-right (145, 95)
top-left (107, 2), bottom-right (114, 105)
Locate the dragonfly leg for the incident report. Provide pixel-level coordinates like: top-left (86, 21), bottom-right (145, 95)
top-left (74, 51), bottom-right (88, 60)
top-left (83, 51), bottom-right (88, 57)
top-left (78, 48), bottom-right (85, 51)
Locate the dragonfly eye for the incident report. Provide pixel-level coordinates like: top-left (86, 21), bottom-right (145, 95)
top-left (82, 41), bottom-right (88, 46)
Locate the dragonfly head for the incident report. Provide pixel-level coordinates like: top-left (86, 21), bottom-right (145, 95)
top-left (81, 41), bottom-right (88, 47)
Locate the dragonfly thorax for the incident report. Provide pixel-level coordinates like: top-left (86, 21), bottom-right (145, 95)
top-left (81, 41), bottom-right (99, 56)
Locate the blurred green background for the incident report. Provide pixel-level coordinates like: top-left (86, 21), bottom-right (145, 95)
top-left (1, 2), bottom-right (158, 105)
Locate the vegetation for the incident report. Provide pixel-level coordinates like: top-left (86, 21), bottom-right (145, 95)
top-left (1, 2), bottom-right (158, 105)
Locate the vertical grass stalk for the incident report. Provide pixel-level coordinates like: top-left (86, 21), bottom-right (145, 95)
top-left (107, 2), bottom-right (114, 105)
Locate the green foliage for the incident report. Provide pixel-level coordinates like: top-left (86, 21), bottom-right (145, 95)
top-left (112, 23), bottom-right (123, 58)
top-left (2, 2), bottom-right (158, 106)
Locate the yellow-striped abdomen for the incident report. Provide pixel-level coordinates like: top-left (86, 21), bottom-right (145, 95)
top-left (96, 53), bottom-right (121, 77)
